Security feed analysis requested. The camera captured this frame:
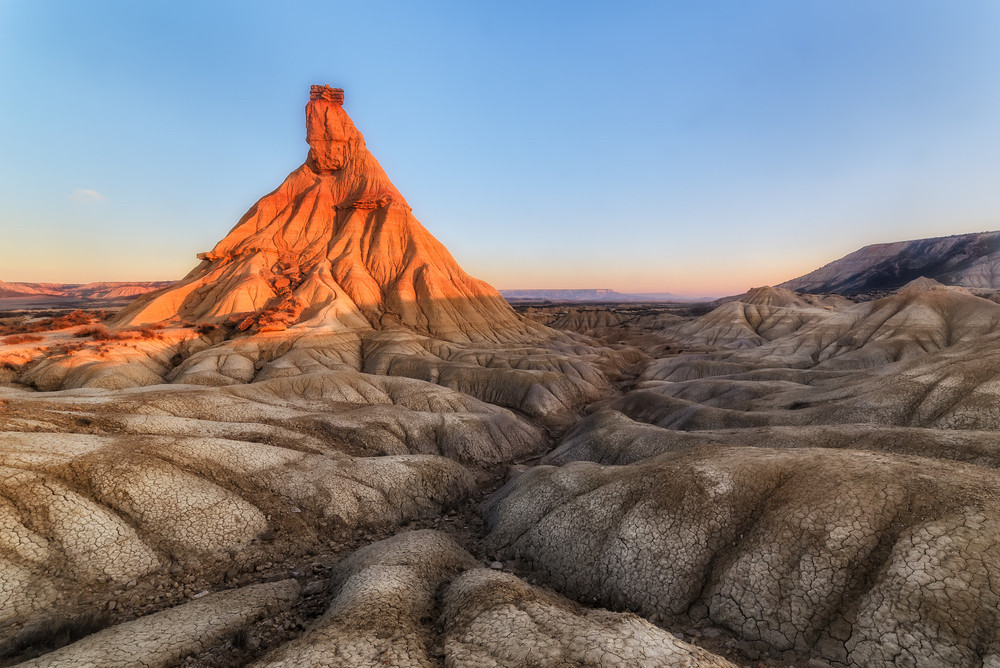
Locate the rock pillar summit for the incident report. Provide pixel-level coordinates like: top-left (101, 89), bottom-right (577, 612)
top-left (306, 85), bottom-right (351, 173)
top-left (116, 85), bottom-right (525, 342)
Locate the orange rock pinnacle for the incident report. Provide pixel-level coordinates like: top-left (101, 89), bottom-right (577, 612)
top-left (115, 85), bottom-right (525, 342)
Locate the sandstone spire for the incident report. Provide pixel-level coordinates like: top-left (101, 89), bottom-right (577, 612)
top-left (116, 85), bottom-right (524, 342)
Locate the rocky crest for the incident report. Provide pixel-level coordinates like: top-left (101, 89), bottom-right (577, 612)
top-left (778, 230), bottom-right (1000, 295)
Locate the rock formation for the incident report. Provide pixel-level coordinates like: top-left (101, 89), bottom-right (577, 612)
top-left (116, 85), bottom-right (524, 343)
top-left (2, 86), bottom-right (619, 425)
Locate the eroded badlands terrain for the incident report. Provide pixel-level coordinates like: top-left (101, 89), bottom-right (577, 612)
top-left (3, 85), bottom-right (1000, 667)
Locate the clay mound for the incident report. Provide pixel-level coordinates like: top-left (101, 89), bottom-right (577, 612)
top-left (657, 287), bottom-right (854, 351)
top-left (548, 307), bottom-right (631, 333)
top-left (751, 278), bottom-right (1000, 370)
top-left (444, 568), bottom-right (736, 667)
top-left (483, 446), bottom-right (1000, 666)
top-left (116, 85), bottom-right (526, 344)
top-left (0, 367), bottom-right (551, 627)
top-left (647, 278), bottom-right (1000, 382)
top-left (253, 530), bottom-right (735, 668)
top-left (0, 281), bottom-right (171, 301)
top-left (254, 530), bottom-right (477, 667)
top-left (739, 285), bottom-right (850, 309)
top-left (660, 299), bottom-right (838, 349)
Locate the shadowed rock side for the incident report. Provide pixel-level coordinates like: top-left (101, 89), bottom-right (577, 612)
top-left (483, 447), bottom-right (1000, 667)
top-left (253, 531), bottom-right (478, 667)
top-left (254, 530), bottom-right (736, 668)
top-left (16, 581), bottom-right (300, 668)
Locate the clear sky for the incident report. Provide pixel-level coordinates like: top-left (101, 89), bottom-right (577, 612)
top-left (2, 1), bottom-right (1000, 296)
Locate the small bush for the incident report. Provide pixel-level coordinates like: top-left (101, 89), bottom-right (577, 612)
top-left (136, 326), bottom-right (163, 340)
top-left (48, 310), bottom-right (93, 329)
top-left (75, 325), bottom-right (110, 340)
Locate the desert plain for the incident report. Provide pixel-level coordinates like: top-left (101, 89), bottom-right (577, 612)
top-left (2, 86), bottom-right (1000, 667)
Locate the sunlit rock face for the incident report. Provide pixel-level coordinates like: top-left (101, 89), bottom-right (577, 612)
top-left (116, 85), bottom-right (525, 343)
top-left (3, 86), bottom-right (618, 418)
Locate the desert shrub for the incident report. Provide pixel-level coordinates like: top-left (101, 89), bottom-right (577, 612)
top-left (50, 342), bottom-right (86, 356)
top-left (0, 309), bottom-right (101, 335)
top-left (2, 333), bottom-right (44, 345)
top-left (136, 326), bottom-right (163, 340)
top-left (75, 325), bottom-right (111, 340)
top-left (48, 310), bottom-right (93, 329)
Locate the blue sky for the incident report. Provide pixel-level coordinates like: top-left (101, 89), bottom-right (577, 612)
top-left (2, 1), bottom-right (999, 295)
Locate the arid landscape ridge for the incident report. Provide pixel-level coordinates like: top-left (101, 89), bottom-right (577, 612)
top-left (2, 86), bottom-right (1000, 668)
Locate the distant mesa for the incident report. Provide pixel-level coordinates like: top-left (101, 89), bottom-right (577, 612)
top-left (500, 289), bottom-right (706, 303)
top-left (116, 84), bottom-right (524, 342)
top-left (0, 280), bottom-right (172, 304)
top-left (779, 230), bottom-right (1000, 295)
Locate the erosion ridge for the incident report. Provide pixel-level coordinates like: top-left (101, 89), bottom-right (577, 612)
top-left (3, 85), bottom-right (1000, 667)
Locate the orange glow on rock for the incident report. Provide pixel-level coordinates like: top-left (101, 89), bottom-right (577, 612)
top-left (116, 86), bottom-right (526, 343)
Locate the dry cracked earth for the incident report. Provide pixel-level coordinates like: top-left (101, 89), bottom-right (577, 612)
top-left (3, 281), bottom-right (1000, 666)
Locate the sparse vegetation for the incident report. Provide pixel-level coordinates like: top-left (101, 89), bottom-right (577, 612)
top-left (0, 309), bottom-right (100, 336)
top-left (74, 325), bottom-right (111, 340)
top-left (1, 333), bottom-right (44, 345)
top-left (71, 324), bottom-right (164, 343)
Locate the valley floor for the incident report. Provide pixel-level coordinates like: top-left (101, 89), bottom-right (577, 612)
top-left (3, 285), bottom-right (1000, 667)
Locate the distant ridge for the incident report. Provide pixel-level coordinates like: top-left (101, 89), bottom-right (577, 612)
top-left (779, 231), bottom-right (1000, 295)
top-left (0, 280), bottom-right (172, 303)
top-left (500, 289), bottom-right (708, 303)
